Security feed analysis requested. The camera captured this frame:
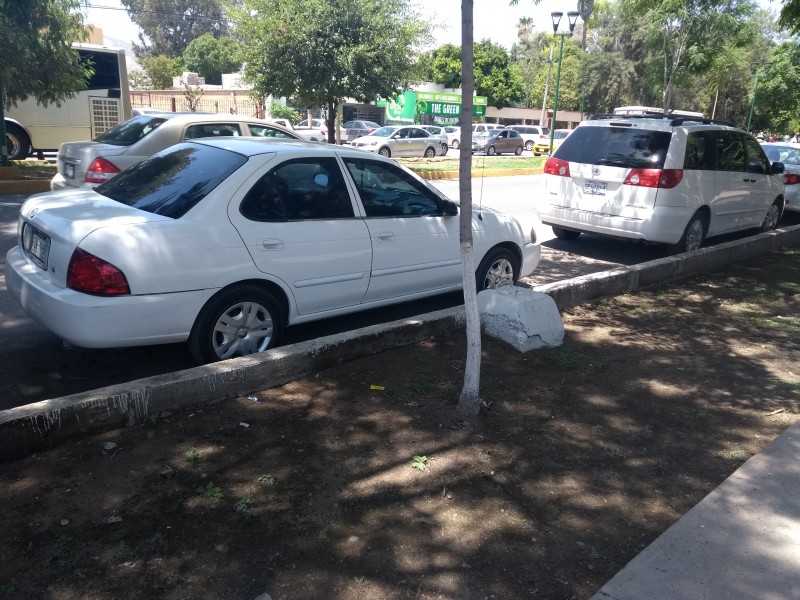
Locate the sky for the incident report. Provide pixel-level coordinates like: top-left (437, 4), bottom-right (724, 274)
top-left (84, 0), bottom-right (782, 57)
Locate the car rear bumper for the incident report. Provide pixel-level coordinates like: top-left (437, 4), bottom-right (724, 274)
top-left (520, 242), bottom-right (541, 279)
top-left (50, 172), bottom-right (97, 191)
top-left (6, 246), bottom-right (212, 348)
top-left (538, 204), bottom-right (692, 245)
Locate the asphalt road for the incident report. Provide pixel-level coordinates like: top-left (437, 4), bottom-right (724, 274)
top-left (2, 177), bottom-right (795, 409)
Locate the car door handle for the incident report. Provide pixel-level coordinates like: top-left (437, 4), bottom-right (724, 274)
top-left (743, 178), bottom-right (757, 183)
top-left (377, 232), bottom-right (395, 242)
top-left (261, 239), bottom-right (284, 250)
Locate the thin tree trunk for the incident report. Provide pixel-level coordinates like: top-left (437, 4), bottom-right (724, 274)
top-left (711, 87), bottom-right (719, 119)
top-left (456, 0), bottom-right (481, 418)
top-left (541, 45), bottom-right (554, 127)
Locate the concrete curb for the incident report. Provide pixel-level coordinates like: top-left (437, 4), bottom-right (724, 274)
top-left (1, 224), bottom-right (799, 461)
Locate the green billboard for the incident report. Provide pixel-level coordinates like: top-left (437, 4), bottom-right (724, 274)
top-left (378, 91), bottom-right (487, 125)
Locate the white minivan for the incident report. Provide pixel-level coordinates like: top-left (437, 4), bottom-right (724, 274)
top-left (538, 115), bottom-right (785, 253)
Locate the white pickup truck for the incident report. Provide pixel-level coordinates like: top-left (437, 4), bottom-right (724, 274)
top-left (268, 118), bottom-right (347, 143)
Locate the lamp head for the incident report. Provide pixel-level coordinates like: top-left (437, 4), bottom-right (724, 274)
top-left (567, 11), bottom-right (580, 32)
top-left (551, 11), bottom-right (563, 33)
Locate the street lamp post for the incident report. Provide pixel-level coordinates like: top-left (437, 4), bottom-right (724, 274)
top-left (549, 11), bottom-right (580, 154)
top-left (746, 61), bottom-right (772, 133)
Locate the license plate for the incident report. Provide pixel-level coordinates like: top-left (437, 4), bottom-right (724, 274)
top-left (64, 163), bottom-right (75, 179)
top-left (584, 181), bottom-right (607, 196)
top-left (22, 223), bottom-right (50, 269)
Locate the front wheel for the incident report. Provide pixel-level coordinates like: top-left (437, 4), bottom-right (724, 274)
top-left (188, 284), bottom-right (284, 364)
top-left (669, 212), bottom-right (707, 254)
top-left (378, 147), bottom-right (391, 158)
top-left (761, 199), bottom-right (782, 232)
top-left (552, 226), bottom-right (581, 240)
top-left (476, 248), bottom-right (518, 291)
top-left (423, 146), bottom-right (436, 158)
top-left (525, 141), bottom-right (534, 151)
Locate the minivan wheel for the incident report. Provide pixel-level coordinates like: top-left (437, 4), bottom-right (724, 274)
top-left (552, 226), bottom-right (581, 240)
top-left (188, 284), bottom-right (284, 364)
top-left (761, 199), bottom-right (782, 232)
top-left (476, 248), bottom-right (518, 291)
top-left (424, 147), bottom-right (436, 158)
top-left (378, 147), bottom-right (391, 157)
top-left (525, 141), bottom-right (534, 151)
top-left (670, 212), bottom-right (707, 254)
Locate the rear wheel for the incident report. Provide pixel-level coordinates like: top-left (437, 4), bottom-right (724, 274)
top-left (440, 144), bottom-right (448, 156)
top-left (669, 212), bottom-right (707, 254)
top-left (514, 145), bottom-right (523, 155)
top-left (487, 145), bottom-right (497, 156)
top-left (378, 147), bottom-right (391, 158)
top-left (451, 140), bottom-right (459, 149)
top-left (188, 284), bottom-right (284, 364)
top-left (476, 248), bottom-right (518, 291)
top-left (424, 146), bottom-right (436, 158)
top-left (552, 226), bottom-right (581, 240)
top-left (761, 199), bottom-right (782, 232)
top-left (4, 124), bottom-right (31, 161)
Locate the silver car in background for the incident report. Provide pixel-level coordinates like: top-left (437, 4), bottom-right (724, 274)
top-left (50, 113), bottom-right (303, 190)
top-left (761, 142), bottom-right (800, 213)
top-left (421, 125), bottom-right (450, 156)
top-left (350, 125), bottom-right (438, 158)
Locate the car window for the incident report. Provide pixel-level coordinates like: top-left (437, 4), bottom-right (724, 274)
top-left (554, 126), bottom-right (671, 168)
top-left (743, 136), bottom-right (769, 174)
top-left (246, 124), bottom-right (298, 139)
top-left (343, 158), bottom-right (442, 218)
top-left (683, 132), bottom-right (715, 170)
top-left (184, 123), bottom-right (240, 139)
top-left (240, 157), bottom-right (353, 222)
top-left (715, 132), bottom-right (746, 172)
top-left (412, 128), bottom-right (429, 138)
top-left (763, 145), bottom-right (800, 165)
top-left (94, 143), bottom-right (246, 218)
top-left (92, 115), bottom-right (167, 146)
top-left (372, 127), bottom-right (396, 137)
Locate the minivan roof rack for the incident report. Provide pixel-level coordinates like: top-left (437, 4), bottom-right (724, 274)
top-left (587, 113), bottom-right (736, 128)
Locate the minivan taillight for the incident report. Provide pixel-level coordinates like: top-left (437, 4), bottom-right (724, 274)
top-left (67, 248), bottom-right (130, 296)
top-left (623, 168), bottom-right (683, 189)
top-left (544, 157), bottom-right (570, 177)
top-left (85, 157), bottom-right (121, 184)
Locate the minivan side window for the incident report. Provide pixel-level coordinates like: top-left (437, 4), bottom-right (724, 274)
top-left (715, 132), bottom-right (746, 172)
top-left (743, 136), bottom-right (770, 174)
top-left (683, 132), bottom-right (715, 170)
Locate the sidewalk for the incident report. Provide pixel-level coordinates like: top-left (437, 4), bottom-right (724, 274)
top-left (591, 417), bottom-right (800, 600)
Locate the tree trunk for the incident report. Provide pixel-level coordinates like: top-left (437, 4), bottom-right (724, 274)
top-left (456, 0), bottom-right (481, 419)
top-left (541, 45), bottom-right (554, 127)
top-left (325, 98), bottom-right (336, 144)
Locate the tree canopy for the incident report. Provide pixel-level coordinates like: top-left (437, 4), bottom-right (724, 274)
top-left (232, 0), bottom-right (432, 143)
top-left (183, 34), bottom-right (242, 85)
top-left (121, 0), bottom-right (229, 59)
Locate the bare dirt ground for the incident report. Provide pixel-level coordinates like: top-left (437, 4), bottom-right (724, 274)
top-left (1, 247), bottom-right (798, 600)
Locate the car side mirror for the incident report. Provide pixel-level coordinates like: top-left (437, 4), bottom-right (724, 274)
top-left (443, 200), bottom-right (458, 216)
top-left (771, 161), bottom-right (785, 175)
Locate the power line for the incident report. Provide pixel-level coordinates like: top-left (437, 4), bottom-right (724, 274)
top-left (85, 3), bottom-right (226, 23)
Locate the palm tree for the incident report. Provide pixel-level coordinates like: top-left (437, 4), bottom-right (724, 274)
top-left (517, 16), bottom-right (535, 38)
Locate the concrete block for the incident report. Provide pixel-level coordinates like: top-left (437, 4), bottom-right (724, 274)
top-left (478, 286), bottom-right (564, 352)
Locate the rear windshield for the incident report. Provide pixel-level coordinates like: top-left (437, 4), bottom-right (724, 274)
top-left (554, 125), bottom-right (671, 168)
top-left (93, 115), bottom-right (167, 146)
top-left (763, 145), bottom-right (800, 165)
top-left (93, 143), bottom-right (247, 218)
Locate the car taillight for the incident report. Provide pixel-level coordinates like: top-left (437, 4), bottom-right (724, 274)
top-left (67, 248), bottom-right (130, 296)
top-left (85, 157), bottom-right (121, 184)
top-left (544, 157), bottom-right (570, 177)
top-left (623, 168), bottom-right (683, 189)
top-left (783, 173), bottom-right (800, 185)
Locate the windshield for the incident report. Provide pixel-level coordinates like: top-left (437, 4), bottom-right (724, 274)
top-left (554, 125), bottom-right (671, 168)
top-left (94, 143), bottom-right (247, 218)
top-left (553, 130), bottom-right (570, 140)
top-left (370, 127), bottom-right (398, 137)
top-left (93, 116), bottom-right (167, 146)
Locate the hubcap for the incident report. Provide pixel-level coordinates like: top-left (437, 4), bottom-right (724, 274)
top-left (212, 301), bottom-right (274, 359)
top-left (685, 220), bottom-right (704, 251)
top-left (483, 258), bottom-right (514, 289)
top-left (764, 205), bottom-right (779, 230)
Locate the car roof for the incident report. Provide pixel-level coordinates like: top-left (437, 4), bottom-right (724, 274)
top-left (191, 136), bottom-right (406, 160)
top-left (582, 113), bottom-right (743, 133)
top-left (148, 113), bottom-right (279, 125)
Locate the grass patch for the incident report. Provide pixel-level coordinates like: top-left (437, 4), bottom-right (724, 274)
top-left (197, 482), bottom-right (223, 500)
top-left (399, 156), bottom-right (545, 174)
top-left (11, 161), bottom-right (56, 180)
top-left (543, 345), bottom-right (592, 369)
top-left (713, 449), bottom-right (750, 461)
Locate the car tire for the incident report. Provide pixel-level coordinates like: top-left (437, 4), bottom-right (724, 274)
top-left (476, 247), bottom-right (518, 291)
top-left (487, 145), bottom-right (497, 156)
top-left (424, 147), bottom-right (436, 158)
top-left (669, 212), bottom-right (707, 254)
top-left (761, 199), bottom-right (783, 232)
top-left (378, 147), bottom-right (391, 158)
top-left (552, 226), bottom-right (581, 240)
top-left (533, 152), bottom-right (541, 157)
top-left (515, 145), bottom-right (523, 156)
top-left (525, 141), bottom-right (534, 151)
top-left (188, 284), bottom-right (284, 364)
top-left (4, 124), bottom-right (31, 161)
top-left (440, 144), bottom-right (448, 156)
top-left (451, 140), bottom-right (460, 149)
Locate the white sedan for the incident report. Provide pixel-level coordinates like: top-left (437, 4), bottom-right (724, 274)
top-left (7, 138), bottom-right (541, 363)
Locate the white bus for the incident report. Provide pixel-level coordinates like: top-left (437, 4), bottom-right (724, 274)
top-left (4, 43), bottom-right (131, 160)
